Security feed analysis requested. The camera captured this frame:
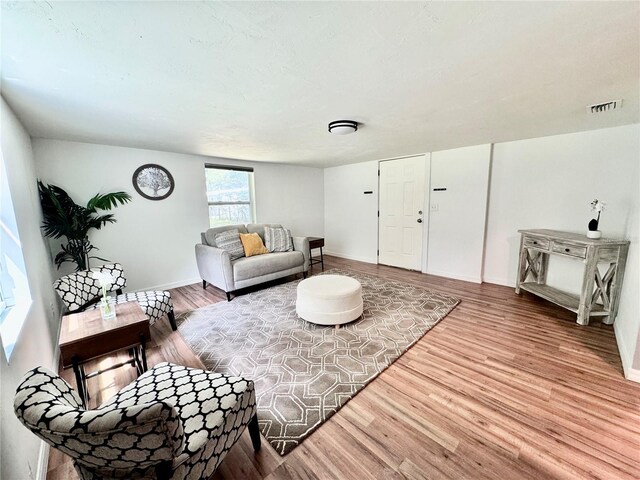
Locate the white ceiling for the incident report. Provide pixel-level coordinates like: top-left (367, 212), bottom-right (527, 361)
top-left (1, 1), bottom-right (638, 168)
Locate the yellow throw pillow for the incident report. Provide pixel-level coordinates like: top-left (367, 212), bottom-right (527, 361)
top-left (239, 233), bottom-right (269, 257)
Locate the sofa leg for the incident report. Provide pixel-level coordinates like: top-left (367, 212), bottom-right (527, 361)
top-left (168, 310), bottom-right (177, 331)
top-left (248, 414), bottom-right (261, 451)
top-left (226, 292), bottom-right (232, 302)
top-left (303, 271), bottom-right (308, 279)
top-left (202, 280), bottom-right (207, 290)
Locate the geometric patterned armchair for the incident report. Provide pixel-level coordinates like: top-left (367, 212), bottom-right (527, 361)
top-left (54, 263), bottom-right (177, 331)
top-left (14, 363), bottom-right (260, 480)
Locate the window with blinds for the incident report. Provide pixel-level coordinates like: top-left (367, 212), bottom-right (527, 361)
top-left (205, 164), bottom-right (255, 227)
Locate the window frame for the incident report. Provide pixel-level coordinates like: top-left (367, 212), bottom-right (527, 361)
top-left (0, 287), bottom-right (6, 317)
top-left (0, 152), bottom-right (33, 360)
top-left (205, 164), bottom-right (256, 226)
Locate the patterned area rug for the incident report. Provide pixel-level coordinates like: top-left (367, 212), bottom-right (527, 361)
top-left (177, 269), bottom-right (459, 455)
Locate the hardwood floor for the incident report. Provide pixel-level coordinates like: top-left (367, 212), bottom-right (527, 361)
top-left (47, 256), bottom-right (640, 480)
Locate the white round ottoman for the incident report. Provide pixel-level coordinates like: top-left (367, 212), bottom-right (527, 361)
top-left (296, 275), bottom-right (363, 328)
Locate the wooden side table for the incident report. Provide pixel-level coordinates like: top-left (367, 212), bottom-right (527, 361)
top-left (515, 229), bottom-right (629, 326)
top-left (59, 302), bottom-right (150, 406)
top-left (308, 237), bottom-right (325, 270)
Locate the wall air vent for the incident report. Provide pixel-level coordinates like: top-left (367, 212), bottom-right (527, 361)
top-left (587, 99), bottom-right (622, 113)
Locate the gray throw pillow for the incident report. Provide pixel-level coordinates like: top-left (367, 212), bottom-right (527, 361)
top-left (214, 229), bottom-right (245, 260)
top-left (264, 226), bottom-right (293, 253)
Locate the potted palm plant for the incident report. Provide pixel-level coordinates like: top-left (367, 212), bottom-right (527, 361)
top-left (38, 181), bottom-right (132, 271)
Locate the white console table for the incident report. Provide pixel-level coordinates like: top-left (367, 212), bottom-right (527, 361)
top-left (515, 229), bottom-right (629, 326)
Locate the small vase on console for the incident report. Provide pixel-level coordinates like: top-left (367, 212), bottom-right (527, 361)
top-left (93, 271), bottom-right (117, 320)
top-left (587, 199), bottom-right (605, 239)
top-left (99, 297), bottom-right (116, 320)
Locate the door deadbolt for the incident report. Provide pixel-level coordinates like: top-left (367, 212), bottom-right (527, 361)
top-left (418, 210), bottom-right (423, 215)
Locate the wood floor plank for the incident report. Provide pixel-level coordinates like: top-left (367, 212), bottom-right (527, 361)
top-left (46, 256), bottom-right (640, 480)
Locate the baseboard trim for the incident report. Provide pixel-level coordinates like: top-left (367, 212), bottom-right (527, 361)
top-left (626, 368), bottom-right (640, 383)
top-left (425, 269), bottom-right (482, 284)
top-left (143, 277), bottom-right (202, 292)
top-left (481, 276), bottom-right (512, 287)
top-left (323, 251), bottom-right (377, 265)
top-left (614, 320), bottom-right (640, 383)
top-left (37, 442), bottom-right (50, 480)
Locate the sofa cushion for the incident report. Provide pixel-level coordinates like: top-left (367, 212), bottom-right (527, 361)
top-left (214, 229), bottom-right (245, 260)
top-left (265, 226), bottom-right (293, 252)
top-left (233, 251), bottom-right (304, 281)
top-left (239, 233), bottom-right (269, 257)
top-left (203, 224), bottom-right (248, 247)
top-left (246, 224), bottom-right (282, 243)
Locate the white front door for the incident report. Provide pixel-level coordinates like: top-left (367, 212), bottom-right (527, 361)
top-left (378, 156), bottom-right (426, 270)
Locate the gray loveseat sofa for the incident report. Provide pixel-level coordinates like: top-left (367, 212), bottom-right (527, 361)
top-left (195, 223), bottom-right (310, 301)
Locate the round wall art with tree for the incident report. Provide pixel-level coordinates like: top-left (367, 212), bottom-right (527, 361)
top-left (132, 164), bottom-right (175, 200)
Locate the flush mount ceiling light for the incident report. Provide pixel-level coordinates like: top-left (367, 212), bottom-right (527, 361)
top-left (328, 120), bottom-right (358, 135)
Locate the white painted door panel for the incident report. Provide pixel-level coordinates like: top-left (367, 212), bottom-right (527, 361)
top-left (378, 156), bottom-right (425, 270)
top-left (427, 144), bottom-right (491, 283)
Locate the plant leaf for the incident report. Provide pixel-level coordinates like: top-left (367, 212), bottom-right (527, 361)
top-left (86, 192), bottom-right (132, 212)
top-left (87, 214), bottom-right (116, 230)
top-left (38, 181), bottom-right (78, 239)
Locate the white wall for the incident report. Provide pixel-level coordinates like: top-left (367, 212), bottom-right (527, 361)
top-left (323, 126), bottom-right (639, 380)
top-left (622, 198), bottom-right (639, 378)
top-left (427, 144), bottom-right (491, 283)
top-left (484, 124), bottom-right (640, 379)
top-left (1, 98), bottom-right (60, 480)
top-left (34, 139), bottom-right (324, 291)
top-left (251, 162), bottom-right (324, 237)
top-left (324, 160), bottom-right (379, 263)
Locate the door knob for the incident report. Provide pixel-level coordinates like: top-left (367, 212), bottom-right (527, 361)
top-left (417, 218), bottom-right (423, 223)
